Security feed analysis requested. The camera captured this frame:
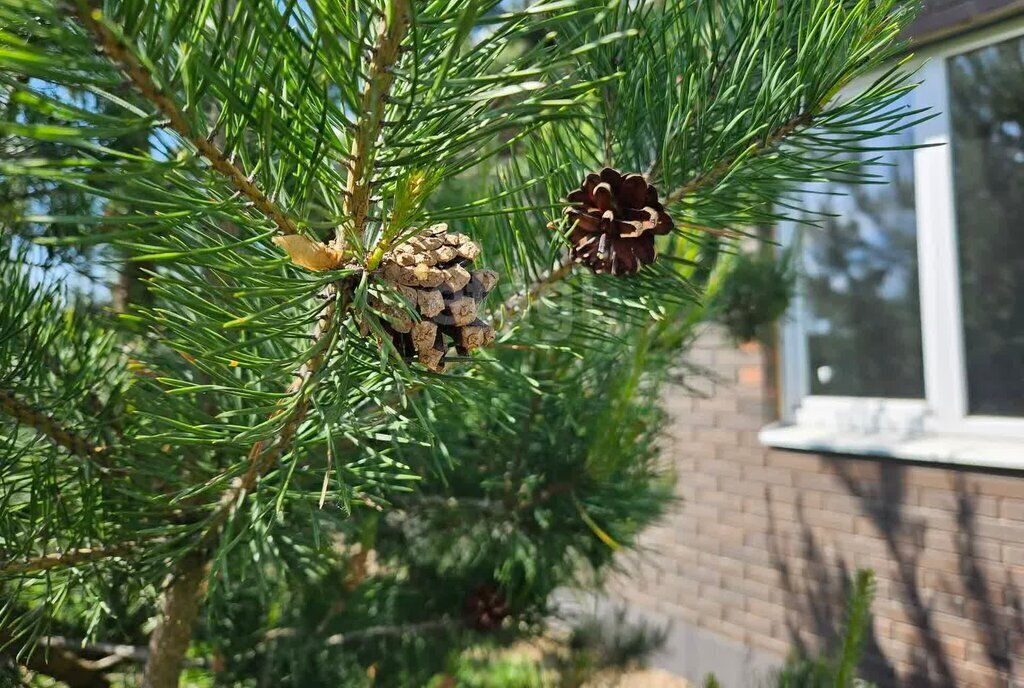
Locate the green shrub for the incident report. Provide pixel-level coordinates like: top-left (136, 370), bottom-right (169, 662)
top-left (704, 570), bottom-right (877, 688)
top-left (711, 246), bottom-right (795, 343)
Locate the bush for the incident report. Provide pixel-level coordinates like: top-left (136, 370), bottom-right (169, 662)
top-left (704, 570), bottom-right (877, 688)
top-left (711, 246), bottom-right (795, 344)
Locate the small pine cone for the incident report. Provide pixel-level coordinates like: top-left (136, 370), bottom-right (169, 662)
top-left (374, 223), bottom-right (499, 371)
top-left (463, 584), bottom-right (510, 632)
top-left (557, 167), bottom-right (673, 275)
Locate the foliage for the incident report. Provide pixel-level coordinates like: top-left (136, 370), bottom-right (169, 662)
top-left (559, 608), bottom-right (668, 688)
top-left (700, 570), bottom-right (878, 688)
top-left (774, 570), bottom-right (878, 688)
top-left (710, 243), bottom-right (795, 343)
top-left (429, 609), bottom-right (667, 688)
top-left (435, 648), bottom-right (548, 688)
top-left (0, 0), bottom-right (920, 686)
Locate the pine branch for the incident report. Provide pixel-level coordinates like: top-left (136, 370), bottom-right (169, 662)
top-left (204, 283), bottom-right (352, 548)
top-left (263, 617), bottom-right (456, 647)
top-left (136, 284), bottom-right (350, 688)
top-left (0, 542), bottom-right (141, 576)
top-left (137, 4), bottom-right (412, 684)
top-left (1, 631), bottom-right (112, 688)
top-left (199, 0), bottom-right (412, 543)
top-left (33, 637), bottom-right (205, 668)
top-left (343, 0), bottom-right (413, 257)
top-left (39, 637), bottom-right (149, 666)
top-left (71, 2), bottom-right (300, 236)
top-left (198, 0), bottom-right (414, 530)
top-left (491, 110), bottom-right (821, 327)
top-left (665, 111), bottom-right (815, 204)
top-left (0, 388), bottom-right (109, 463)
top-left (210, 0), bottom-right (410, 525)
top-left (490, 255), bottom-right (574, 331)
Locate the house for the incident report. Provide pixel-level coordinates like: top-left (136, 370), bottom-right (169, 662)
top-left (609, 2), bottom-right (1024, 686)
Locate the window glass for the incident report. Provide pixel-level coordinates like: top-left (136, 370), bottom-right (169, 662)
top-left (948, 35), bottom-right (1024, 417)
top-left (786, 94), bottom-right (925, 398)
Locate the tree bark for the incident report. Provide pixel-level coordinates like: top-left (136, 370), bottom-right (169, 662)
top-left (141, 553), bottom-right (206, 688)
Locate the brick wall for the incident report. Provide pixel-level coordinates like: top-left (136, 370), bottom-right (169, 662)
top-left (611, 326), bottom-right (1024, 688)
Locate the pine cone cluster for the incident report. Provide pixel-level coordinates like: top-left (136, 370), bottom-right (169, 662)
top-left (375, 224), bottom-right (498, 372)
top-left (463, 584), bottom-right (510, 632)
top-left (558, 168), bottom-right (673, 275)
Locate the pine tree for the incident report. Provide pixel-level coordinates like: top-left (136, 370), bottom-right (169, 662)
top-left (0, 1), bottom-right (921, 686)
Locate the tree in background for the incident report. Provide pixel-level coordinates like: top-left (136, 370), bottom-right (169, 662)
top-left (0, 1), bottom-right (920, 686)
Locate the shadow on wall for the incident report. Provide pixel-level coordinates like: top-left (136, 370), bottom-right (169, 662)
top-left (766, 461), bottom-right (1023, 688)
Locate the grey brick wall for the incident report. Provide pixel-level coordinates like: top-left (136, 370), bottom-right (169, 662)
top-left (610, 326), bottom-right (1024, 688)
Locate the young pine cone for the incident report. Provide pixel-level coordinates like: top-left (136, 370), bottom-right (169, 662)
top-left (557, 167), bottom-right (673, 275)
top-left (375, 223), bottom-right (498, 372)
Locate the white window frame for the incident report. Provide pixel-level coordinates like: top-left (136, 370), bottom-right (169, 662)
top-left (765, 16), bottom-right (1024, 469)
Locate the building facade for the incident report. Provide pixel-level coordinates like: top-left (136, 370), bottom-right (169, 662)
top-left (611, 328), bottom-right (1024, 687)
top-left (609, 3), bottom-right (1024, 687)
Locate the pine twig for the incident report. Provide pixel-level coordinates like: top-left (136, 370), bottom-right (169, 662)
top-left (1, 631), bottom-right (112, 688)
top-left (665, 111), bottom-right (815, 204)
top-left (210, 0), bottom-right (411, 514)
top-left (0, 542), bottom-right (140, 576)
top-left (135, 3), bottom-right (412, 685)
top-left (134, 283), bottom-right (350, 688)
top-left (30, 636), bottom-right (207, 668)
top-left (72, 2), bottom-right (299, 236)
top-left (344, 0), bottom-right (413, 257)
top-left (38, 637), bottom-right (150, 666)
top-left (263, 617), bottom-right (456, 647)
top-left (490, 255), bottom-right (574, 331)
top-left (0, 388), bottom-right (109, 463)
top-left (200, 0), bottom-right (412, 542)
top-left (203, 282), bottom-right (351, 546)
top-left (490, 110), bottom-right (820, 328)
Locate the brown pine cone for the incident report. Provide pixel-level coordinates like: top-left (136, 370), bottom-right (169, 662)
top-left (463, 583), bottom-right (510, 632)
top-left (558, 167), bottom-right (673, 275)
top-left (373, 224), bottom-right (498, 372)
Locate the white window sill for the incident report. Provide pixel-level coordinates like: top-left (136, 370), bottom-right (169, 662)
top-left (759, 423), bottom-right (1024, 471)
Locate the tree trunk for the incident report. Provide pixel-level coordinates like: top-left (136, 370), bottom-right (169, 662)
top-left (113, 253), bottom-right (154, 313)
top-left (142, 553), bottom-right (206, 688)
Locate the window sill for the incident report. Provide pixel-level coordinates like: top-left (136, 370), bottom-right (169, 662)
top-left (758, 423), bottom-right (1024, 471)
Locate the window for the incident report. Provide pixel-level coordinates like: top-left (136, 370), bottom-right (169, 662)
top-left (767, 19), bottom-right (1024, 468)
top-left (795, 98), bottom-right (924, 400)
top-left (948, 37), bottom-right (1024, 418)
